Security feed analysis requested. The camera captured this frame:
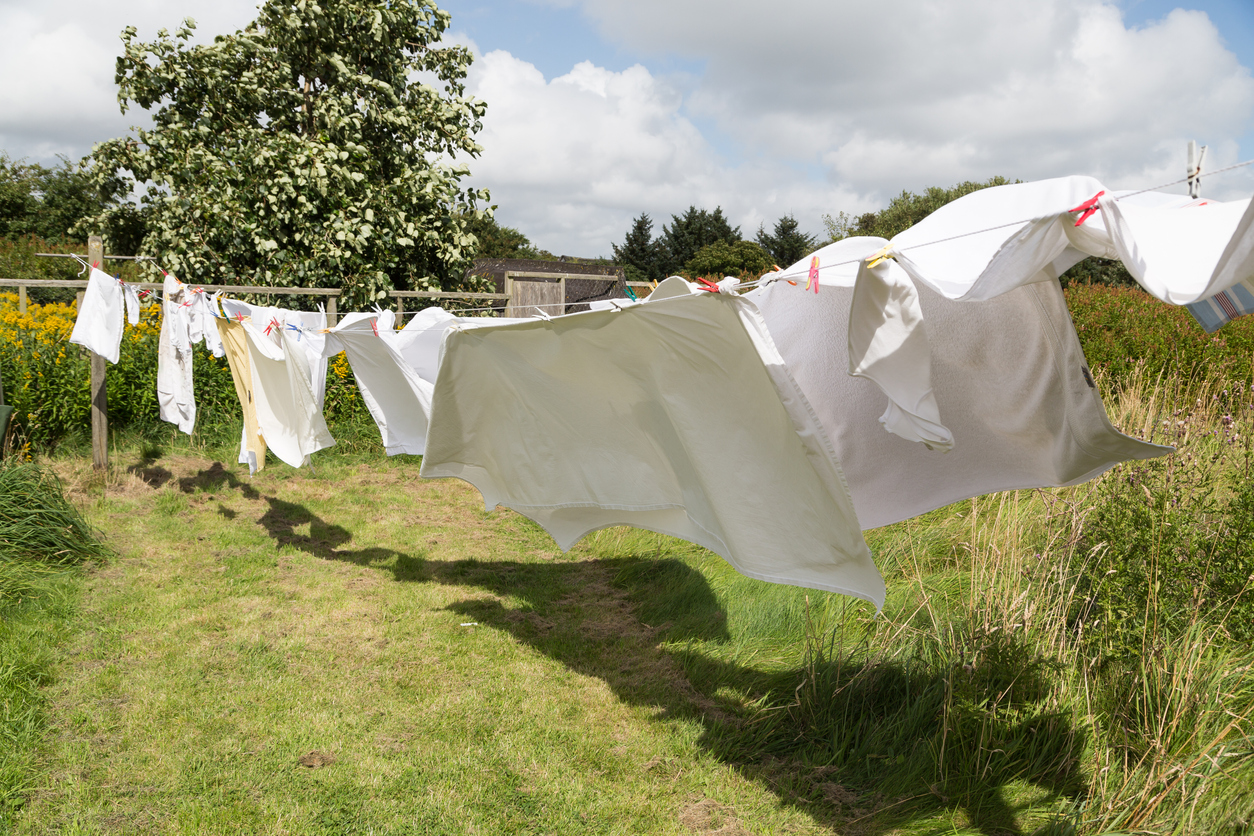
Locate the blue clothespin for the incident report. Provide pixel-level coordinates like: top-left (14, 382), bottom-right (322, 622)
top-left (624, 285), bottom-right (638, 302)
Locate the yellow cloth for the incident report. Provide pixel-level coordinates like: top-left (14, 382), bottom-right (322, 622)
top-left (216, 318), bottom-right (267, 472)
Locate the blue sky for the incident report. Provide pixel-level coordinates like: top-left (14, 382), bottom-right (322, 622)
top-left (2, 0), bottom-right (1252, 256)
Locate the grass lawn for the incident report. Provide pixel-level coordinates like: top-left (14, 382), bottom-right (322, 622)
top-left (11, 449), bottom-right (888, 835)
top-left (6, 378), bottom-right (1253, 835)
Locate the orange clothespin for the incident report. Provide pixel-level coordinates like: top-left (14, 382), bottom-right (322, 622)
top-left (1068, 191), bottom-right (1105, 226)
top-left (806, 257), bottom-right (820, 294)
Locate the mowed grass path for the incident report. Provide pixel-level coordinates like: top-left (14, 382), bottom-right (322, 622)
top-left (15, 450), bottom-right (861, 835)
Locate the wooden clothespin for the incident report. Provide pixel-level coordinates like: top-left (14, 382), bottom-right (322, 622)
top-left (1188, 139), bottom-right (1208, 199)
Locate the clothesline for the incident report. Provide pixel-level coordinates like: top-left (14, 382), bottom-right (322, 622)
top-left (758, 155), bottom-right (1254, 285)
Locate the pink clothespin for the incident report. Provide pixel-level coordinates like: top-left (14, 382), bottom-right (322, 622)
top-left (806, 257), bottom-right (820, 294)
top-left (370, 319), bottom-right (379, 336)
top-left (1069, 191), bottom-right (1105, 227)
top-left (234, 312), bottom-right (246, 322)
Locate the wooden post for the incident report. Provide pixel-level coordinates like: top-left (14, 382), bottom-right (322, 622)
top-left (327, 295), bottom-right (337, 327)
top-left (18, 286), bottom-right (26, 314)
top-left (87, 236), bottom-right (107, 472)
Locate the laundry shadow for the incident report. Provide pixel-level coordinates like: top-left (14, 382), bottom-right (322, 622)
top-left (246, 497), bottom-right (1085, 834)
top-left (126, 443), bottom-right (172, 488)
top-left (256, 495), bottom-right (412, 567)
top-left (177, 461), bottom-right (260, 500)
top-left (433, 561), bottom-right (1086, 835)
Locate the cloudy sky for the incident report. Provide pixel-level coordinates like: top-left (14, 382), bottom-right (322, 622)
top-left (2, 0), bottom-right (1253, 257)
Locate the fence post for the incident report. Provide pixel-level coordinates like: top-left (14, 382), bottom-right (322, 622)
top-left (327, 294), bottom-right (337, 327)
top-left (87, 236), bottom-right (107, 472)
top-left (18, 286), bottom-right (26, 314)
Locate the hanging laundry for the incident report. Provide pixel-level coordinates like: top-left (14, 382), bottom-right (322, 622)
top-left (220, 299), bottom-right (329, 407)
top-left (419, 278), bottom-right (884, 607)
top-left (746, 276), bottom-right (1170, 530)
top-left (240, 318), bottom-right (335, 469)
top-left (324, 313), bottom-right (435, 456)
top-left (216, 317), bottom-right (268, 474)
top-left (157, 275), bottom-right (196, 434)
top-left (68, 266), bottom-right (140, 364)
top-left (186, 288), bottom-right (225, 358)
top-left (789, 176), bottom-right (1254, 447)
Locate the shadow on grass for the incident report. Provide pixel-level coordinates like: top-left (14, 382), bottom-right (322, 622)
top-left (127, 442), bottom-right (173, 488)
top-left (173, 465), bottom-right (1085, 835)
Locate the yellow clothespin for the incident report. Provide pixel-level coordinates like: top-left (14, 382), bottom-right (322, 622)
top-left (865, 245), bottom-right (894, 269)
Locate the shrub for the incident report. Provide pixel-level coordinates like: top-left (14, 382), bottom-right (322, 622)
top-left (1072, 372), bottom-right (1254, 661)
top-left (1065, 283), bottom-right (1254, 386)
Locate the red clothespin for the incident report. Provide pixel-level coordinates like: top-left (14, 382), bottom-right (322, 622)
top-left (695, 277), bottom-right (720, 293)
top-left (264, 317), bottom-right (280, 336)
top-left (1068, 191), bottom-right (1105, 227)
top-left (806, 256), bottom-right (820, 294)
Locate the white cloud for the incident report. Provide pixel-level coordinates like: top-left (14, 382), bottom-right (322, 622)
top-left (0, 0), bottom-right (260, 162)
top-left (460, 50), bottom-right (866, 254)
top-left (557, 0), bottom-right (1254, 201)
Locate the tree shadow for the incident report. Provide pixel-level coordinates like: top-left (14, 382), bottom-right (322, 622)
top-left (245, 495), bottom-right (1086, 834)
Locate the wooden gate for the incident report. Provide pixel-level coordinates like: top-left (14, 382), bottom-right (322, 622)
top-left (505, 273), bottom-right (565, 318)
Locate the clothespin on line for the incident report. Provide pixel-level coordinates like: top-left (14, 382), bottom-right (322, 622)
top-left (695, 277), bottom-right (720, 293)
top-left (1068, 191), bottom-right (1105, 227)
top-left (806, 256), bottom-right (820, 294)
top-left (865, 245), bottom-right (894, 269)
top-left (1188, 139), bottom-right (1208, 200)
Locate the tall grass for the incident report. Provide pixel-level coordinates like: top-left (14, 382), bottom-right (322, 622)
top-left (0, 460), bottom-right (108, 828)
top-left (586, 362), bottom-right (1254, 833)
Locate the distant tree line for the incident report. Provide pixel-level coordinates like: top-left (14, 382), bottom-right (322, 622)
top-left (612, 207), bottom-right (818, 282)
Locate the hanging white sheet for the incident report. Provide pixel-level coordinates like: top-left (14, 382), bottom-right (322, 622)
top-left (747, 277), bottom-right (1170, 530)
top-left (325, 313), bottom-right (435, 456)
top-left (788, 176), bottom-right (1254, 449)
top-left (419, 279), bottom-right (885, 607)
top-left (157, 275), bottom-right (196, 434)
top-left (240, 317), bottom-right (335, 469)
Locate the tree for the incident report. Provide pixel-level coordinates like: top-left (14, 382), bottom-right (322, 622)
top-left (461, 211), bottom-right (552, 260)
top-left (823, 176), bottom-right (1017, 242)
top-left (0, 153), bottom-right (145, 252)
top-left (612, 213), bottom-right (663, 283)
top-left (684, 240), bottom-right (774, 279)
top-left (755, 213), bottom-right (816, 266)
top-left (86, 0), bottom-right (489, 308)
top-left (658, 206), bottom-right (740, 275)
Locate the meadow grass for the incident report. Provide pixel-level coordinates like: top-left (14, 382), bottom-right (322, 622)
top-left (2, 365), bottom-right (1253, 834)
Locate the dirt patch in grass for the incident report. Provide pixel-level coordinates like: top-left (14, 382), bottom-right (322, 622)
top-left (679, 797), bottom-right (748, 835)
